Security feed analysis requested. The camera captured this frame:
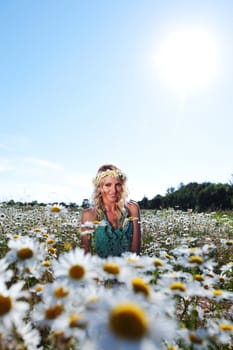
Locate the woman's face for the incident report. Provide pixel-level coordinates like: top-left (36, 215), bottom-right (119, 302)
top-left (101, 176), bottom-right (122, 203)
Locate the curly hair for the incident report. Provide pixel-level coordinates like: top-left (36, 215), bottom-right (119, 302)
top-left (92, 164), bottom-right (129, 220)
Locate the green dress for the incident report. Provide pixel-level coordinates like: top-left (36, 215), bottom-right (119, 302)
top-left (92, 208), bottom-right (133, 258)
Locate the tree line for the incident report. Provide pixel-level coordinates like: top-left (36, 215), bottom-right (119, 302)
top-left (1, 179), bottom-right (233, 213)
top-left (138, 181), bottom-right (233, 212)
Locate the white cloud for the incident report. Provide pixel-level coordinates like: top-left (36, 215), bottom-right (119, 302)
top-left (0, 143), bottom-right (11, 151)
top-left (0, 133), bottom-right (31, 151)
top-left (0, 181), bottom-right (89, 204)
top-left (0, 155), bottom-right (63, 178)
top-left (0, 155), bottom-right (93, 204)
top-left (0, 157), bottom-right (13, 172)
top-left (22, 157), bottom-right (63, 170)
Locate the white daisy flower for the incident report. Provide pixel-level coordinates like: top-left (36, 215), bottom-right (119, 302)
top-left (51, 308), bottom-right (88, 345)
top-left (121, 252), bottom-right (154, 276)
top-left (32, 299), bottom-right (65, 328)
top-left (0, 281), bottom-right (29, 330)
top-left (0, 257), bottom-right (13, 284)
top-left (94, 255), bottom-right (134, 285)
top-left (85, 288), bottom-right (178, 350)
top-left (5, 236), bottom-right (46, 277)
top-left (46, 203), bottom-right (67, 216)
top-left (207, 318), bottom-right (233, 345)
top-left (53, 248), bottom-right (96, 287)
top-left (14, 321), bottom-right (42, 350)
top-left (40, 280), bottom-right (72, 306)
top-left (178, 327), bottom-right (210, 349)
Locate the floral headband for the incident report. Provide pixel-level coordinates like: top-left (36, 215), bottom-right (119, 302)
top-left (93, 169), bottom-right (126, 185)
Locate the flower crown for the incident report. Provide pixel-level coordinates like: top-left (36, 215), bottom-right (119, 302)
top-left (93, 169), bottom-right (126, 185)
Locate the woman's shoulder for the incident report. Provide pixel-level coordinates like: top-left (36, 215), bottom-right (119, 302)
top-left (81, 207), bottom-right (95, 222)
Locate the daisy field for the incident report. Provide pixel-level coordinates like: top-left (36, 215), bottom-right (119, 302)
top-left (0, 203), bottom-right (232, 350)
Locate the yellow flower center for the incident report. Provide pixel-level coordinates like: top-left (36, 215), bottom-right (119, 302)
top-left (42, 261), bottom-right (51, 267)
top-left (213, 289), bottom-right (222, 296)
top-left (34, 228), bottom-right (41, 232)
top-left (13, 234), bottom-right (20, 239)
top-left (50, 206), bottom-right (61, 213)
top-left (194, 274), bottom-right (205, 282)
top-left (103, 263), bottom-right (120, 275)
top-left (69, 265), bottom-right (85, 280)
top-left (0, 295), bottom-right (12, 316)
top-left (189, 331), bottom-right (203, 344)
top-left (48, 247), bottom-right (56, 254)
top-left (35, 284), bottom-right (44, 292)
top-left (109, 303), bottom-right (149, 340)
top-left (226, 240), bottom-right (233, 246)
top-left (47, 239), bottom-right (55, 245)
top-left (207, 273), bottom-right (214, 278)
top-left (165, 253), bottom-right (173, 260)
top-left (69, 313), bottom-right (81, 327)
top-left (64, 242), bottom-right (72, 251)
top-left (189, 256), bottom-right (203, 264)
top-left (17, 247), bottom-right (34, 260)
top-left (86, 296), bottom-right (99, 310)
top-left (132, 277), bottom-right (150, 297)
top-left (53, 330), bottom-right (64, 337)
top-left (219, 323), bottom-right (233, 331)
top-left (69, 313), bottom-right (86, 329)
top-left (54, 287), bottom-right (69, 298)
top-left (154, 258), bottom-right (163, 267)
top-left (127, 257), bottom-right (138, 263)
top-left (45, 304), bottom-right (63, 319)
top-left (169, 282), bottom-right (186, 292)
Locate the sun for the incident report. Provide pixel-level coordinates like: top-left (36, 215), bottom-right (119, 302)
top-left (155, 28), bottom-right (219, 95)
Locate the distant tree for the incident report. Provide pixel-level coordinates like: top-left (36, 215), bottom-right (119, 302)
top-left (178, 182), bottom-right (184, 189)
top-left (7, 199), bottom-right (15, 206)
top-left (138, 176), bottom-right (233, 212)
top-left (163, 192), bottom-right (176, 208)
top-left (198, 183), bottom-right (233, 211)
top-left (82, 199), bottom-right (90, 209)
top-left (30, 200), bottom-right (38, 206)
top-left (150, 194), bottom-right (163, 209)
top-left (69, 202), bottom-right (79, 208)
top-left (229, 174), bottom-right (233, 186)
top-left (175, 182), bottom-right (210, 210)
top-left (166, 187), bottom-right (175, 194)
top-left (59, 202), bottom-right (68, 208)
top-left (138, 196), bottom-right (149, 209)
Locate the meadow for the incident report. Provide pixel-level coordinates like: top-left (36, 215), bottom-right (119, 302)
top-left (0, 204), bottom-right (232, 350)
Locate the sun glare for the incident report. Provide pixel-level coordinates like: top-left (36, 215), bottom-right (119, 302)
top-left (155, 28), bottom-right (219, 95)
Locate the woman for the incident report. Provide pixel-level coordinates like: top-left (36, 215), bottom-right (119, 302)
top-left (81, 164), bottom-right (141, 258)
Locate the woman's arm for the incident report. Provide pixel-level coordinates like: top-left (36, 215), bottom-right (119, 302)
top-left (81, 208), bottom-right (95, 254)
top-left (127, 201), bottom-right (141, 255)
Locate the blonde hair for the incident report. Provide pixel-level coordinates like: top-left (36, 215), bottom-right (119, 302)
top-left (92, 164), bottom-right (128, 220)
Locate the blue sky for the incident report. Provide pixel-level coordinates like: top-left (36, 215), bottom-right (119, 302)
top-left (0, 0), bottom-right (233, 204)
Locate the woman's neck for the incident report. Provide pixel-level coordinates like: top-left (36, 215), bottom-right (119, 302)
top-left (103, 203), bottom-right (116, 213)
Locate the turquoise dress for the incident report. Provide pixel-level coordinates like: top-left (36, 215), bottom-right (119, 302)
top-left (92, 208), bottom-right (133, 258)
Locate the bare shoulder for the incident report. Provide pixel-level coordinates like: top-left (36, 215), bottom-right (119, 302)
top-left (81, 207), bottom-right (95, 223)
top-left (127, 200), bottom-right (140, 216)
